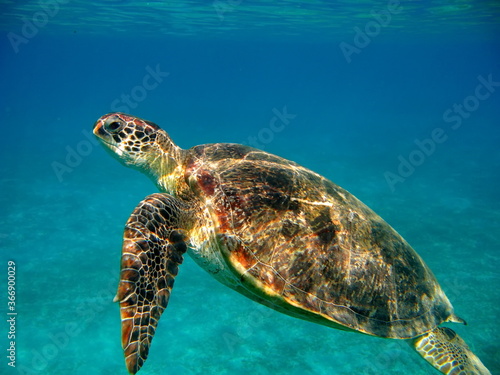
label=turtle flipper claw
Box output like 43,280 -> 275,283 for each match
116,193 -> 189,374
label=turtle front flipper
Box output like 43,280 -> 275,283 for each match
412,327 -> 491,374
114,193 -> 191,374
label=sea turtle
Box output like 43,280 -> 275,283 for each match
93,112 -> 491,375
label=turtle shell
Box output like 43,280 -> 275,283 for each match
183,143 -> 455,339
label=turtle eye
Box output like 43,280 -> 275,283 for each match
104,120 -> 124,134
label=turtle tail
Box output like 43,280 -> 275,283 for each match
411,327 -> 491,374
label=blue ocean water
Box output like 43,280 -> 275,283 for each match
1,1 -> 499,374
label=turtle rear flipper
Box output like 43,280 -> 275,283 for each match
114,193 -> 191,374
412,327 -> 491,374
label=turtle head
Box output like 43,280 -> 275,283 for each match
93,113 -> 181,187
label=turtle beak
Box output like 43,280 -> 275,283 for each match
93,119 -> 105,138
93,114 -> 125,159
93,113 -> 119,139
